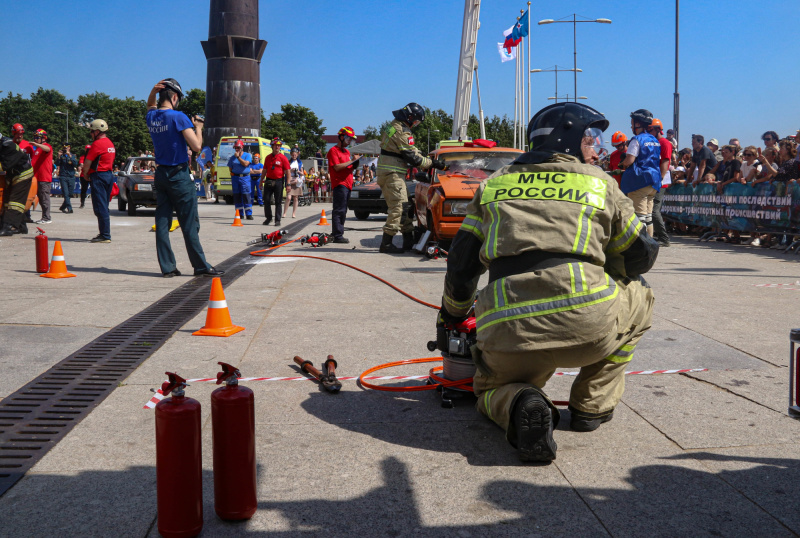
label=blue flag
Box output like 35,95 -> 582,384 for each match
511,10 -> 529,41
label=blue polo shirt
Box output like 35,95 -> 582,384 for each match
250,162 -> 263,178
228,153 -> 252,175
146,108 -> 193,166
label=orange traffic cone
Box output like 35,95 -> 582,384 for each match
40,241 -> 76,279
317,210 -> 329,226
231,210 -> 244,227
193,277 -> 245,337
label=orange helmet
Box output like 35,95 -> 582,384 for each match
611,131 -> 627,146
650,119 -> 664,133
338,126 -> 356,139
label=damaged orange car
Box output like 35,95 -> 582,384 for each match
413,141 -> 522,248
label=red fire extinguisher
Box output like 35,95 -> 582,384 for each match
211,362 -> 256,520
155,372 -> 203,538
35,227 -> 49,273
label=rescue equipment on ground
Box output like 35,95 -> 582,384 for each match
427,317 -> 478,407
299,232 -> 332,248
294,355 -> 342,393
317,209 -> 329,225
40,240 -> 76,279
231,210 -> 244,227
193,277 -> 245,337
35,227 -> 48,273
247,229 -> 289,246
211,362 -> 257,521
155,372 -> 203,538
789,329 -> 800,419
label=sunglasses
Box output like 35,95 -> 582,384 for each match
763,138 -> 773,142
744,152 -> 754,157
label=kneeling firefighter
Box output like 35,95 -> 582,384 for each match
440,102 -> 658,462
0,132 -> 35,236
376,103 -> 447,253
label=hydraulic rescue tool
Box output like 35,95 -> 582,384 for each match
294,355 -> 342,393
427,316 -> 478,408
246,228 -> 289,246
211,362 -> 257,521
155,372 -> 203,538
35,227 -> 48,273
300,232 -> 332,248
425,242 -> 448,260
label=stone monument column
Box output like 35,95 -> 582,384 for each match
201,0 -> 267,149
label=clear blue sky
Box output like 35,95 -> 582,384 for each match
3,0 -> 799,149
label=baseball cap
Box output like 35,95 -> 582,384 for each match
708,138 -> 719,147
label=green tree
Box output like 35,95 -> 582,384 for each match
176,88 -> 206,119
77,92 -> 151,165
363,125 -> 380,141
262,103 -> 325,157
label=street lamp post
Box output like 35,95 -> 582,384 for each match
531,67 -> 582,104
427,129 -> 440,153
674,0 -> 680,146
538,15 -> 611,102
55,110 -> 68,144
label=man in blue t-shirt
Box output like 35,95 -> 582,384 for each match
146,77 -> 224,278
619,108 -> 662,237
250,153 -> 264,206
227,140 -> 253,219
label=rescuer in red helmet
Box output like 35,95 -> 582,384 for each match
326,126 -> 361,244
30,129 -> 53,224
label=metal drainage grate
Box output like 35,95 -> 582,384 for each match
0,216 -> 316,497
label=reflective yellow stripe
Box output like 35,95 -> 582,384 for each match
477,275 -> 618,331
481,171 -> 607,210
568,263 -> 576,293
484,202 -> 501,260
7,201 -> 26,212
606,343 -> 635,364
484,389 -> 497,422
608,214 -> 643,253
444,293 -> 474,311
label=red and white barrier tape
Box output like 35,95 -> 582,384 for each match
142,368 -> 707,409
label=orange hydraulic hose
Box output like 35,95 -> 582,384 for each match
250,239 -> 441,310
358,357 -> 472,392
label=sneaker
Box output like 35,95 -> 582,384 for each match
570,411 -> 614,432
246,215 -> 254,220
332,237 -> 350,244
35,219 -> 53,224
194,267 -> 225,277
749,238 -> 761,247
90,235 -> 111,243
512,390 -> 558,462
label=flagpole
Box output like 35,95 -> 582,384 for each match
513,43 -> 518,148
527,2 -> 531,132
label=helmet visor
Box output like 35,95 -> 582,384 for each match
582,127 -> 605,156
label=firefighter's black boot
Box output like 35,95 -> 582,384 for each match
511,389 -> 558,462
0,223 -> 14,236
379,233 -> 404,254
570,410 -> 614,432
402,232 -> 415,251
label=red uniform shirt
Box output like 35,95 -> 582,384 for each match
657,137 -> 673,187
609,149 -> 624,187
32,142 -> 53,182
86,137 -> 115,172
263,152 -> 290,179
326,145 -> 354,190
18,139 -> 33,158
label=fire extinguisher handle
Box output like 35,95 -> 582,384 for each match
216,361 -> 242,385
161,371 -> 188,397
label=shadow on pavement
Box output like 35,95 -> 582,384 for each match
2,452 -> 797,535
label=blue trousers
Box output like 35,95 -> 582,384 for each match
231,174 -> 252,217
59,177 -> 75,210
250,176 -> 262,205
154,165 -> 212,274
332,184 -> 351,239
89,171 -> 114,239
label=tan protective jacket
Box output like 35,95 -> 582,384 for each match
443,155 -> 644,353
376,119 -> 432,178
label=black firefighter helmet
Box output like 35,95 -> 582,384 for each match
526,102 -> 610,162
392,103 -> 426,129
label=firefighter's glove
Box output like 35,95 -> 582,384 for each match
431,158 -> 448,171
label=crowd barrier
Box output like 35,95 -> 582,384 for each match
661,182 -> 800,233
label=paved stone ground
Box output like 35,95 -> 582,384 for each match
1,197 -> 799,536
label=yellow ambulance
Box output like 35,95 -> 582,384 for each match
212,136 -> 290,204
